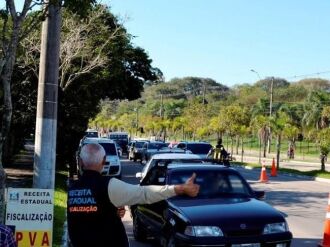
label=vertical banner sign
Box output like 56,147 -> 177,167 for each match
5,188 -> 54,247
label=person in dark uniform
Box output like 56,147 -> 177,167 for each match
207,139 -> 230,167
67,143 -> 200,247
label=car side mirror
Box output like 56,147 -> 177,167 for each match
136,172 -> 142,179
254,190 -> 265,200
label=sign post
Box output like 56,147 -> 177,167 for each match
5,188 -> 54,247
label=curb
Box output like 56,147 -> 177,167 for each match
232,163 -> 330,184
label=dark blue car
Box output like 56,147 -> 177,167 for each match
130,164 -> 292,247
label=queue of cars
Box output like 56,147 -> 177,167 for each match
127,140 -> 215,164
131,161 -> 292,247
78,131 -> 292,246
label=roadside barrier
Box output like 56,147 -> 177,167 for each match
319,193 -> 330,247
258,161 -> 268,183
271,157 -> 277,177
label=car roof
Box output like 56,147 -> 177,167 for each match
178,141 -> 211,144
151,153 -> 201,159
82,137 -> 115,144
86,129 -> 98,132
167,163 -> 234,172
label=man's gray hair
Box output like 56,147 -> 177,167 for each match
80,143 -> 106,168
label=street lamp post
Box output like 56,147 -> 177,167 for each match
250,69 -> 261,80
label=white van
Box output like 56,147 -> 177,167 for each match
77,137 -> 121,178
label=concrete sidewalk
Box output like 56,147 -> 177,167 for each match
232,152 -> 329,172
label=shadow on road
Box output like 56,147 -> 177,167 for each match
265,190 -> 328,207
292,237 -> 322,247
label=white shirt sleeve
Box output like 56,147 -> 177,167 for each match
108,178 -> 177,207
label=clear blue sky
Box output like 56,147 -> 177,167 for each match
105,0 -> 330,86
2,1 -> 330,86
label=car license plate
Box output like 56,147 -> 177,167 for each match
232,244 -> 260,247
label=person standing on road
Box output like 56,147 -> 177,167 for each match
67,143 -> 200,247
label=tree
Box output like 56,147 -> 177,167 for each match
0,0 -> 97,223
219,105 -> 250,155
250,115 -> 269,163
182,101 -> 209,140
316,128 -> 330,171
302,90 -> 330,130
270,111 -> 288,168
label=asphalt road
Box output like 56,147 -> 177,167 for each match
120,158 -> 329,247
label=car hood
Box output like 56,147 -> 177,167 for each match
168,197 -> 285,233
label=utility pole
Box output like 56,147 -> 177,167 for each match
33,1 -> 61,189
202,81 -> 206,104
267,77 -> 274,153
269,77 -> 274,117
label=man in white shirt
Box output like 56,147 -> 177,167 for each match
68,143 -> 199,247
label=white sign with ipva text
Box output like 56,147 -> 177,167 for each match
6,188 -> 54,247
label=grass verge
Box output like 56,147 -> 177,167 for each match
234,162 -> 330,179
53,171 -> 68,247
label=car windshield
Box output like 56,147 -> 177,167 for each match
169,170 -> 252,198
135,141 -> 145,148
99,143 -> 117,155
109,134 -> 128,140
85,132 -> 98,138
148,143 -> 167,149
186,144 -> 212,154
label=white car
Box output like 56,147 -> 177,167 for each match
77,137 -> 121,178
136,153 -> 202,181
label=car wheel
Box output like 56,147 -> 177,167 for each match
133,215 -> 147,242
133,157 -> 137,162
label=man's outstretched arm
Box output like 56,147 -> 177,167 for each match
108,173 -> 199,207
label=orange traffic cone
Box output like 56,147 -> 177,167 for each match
271,158 -> 277,177
259,161 -> 268,183
319,193 -> 330,247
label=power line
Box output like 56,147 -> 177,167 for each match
284,70 -> 330,80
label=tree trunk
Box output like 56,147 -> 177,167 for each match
267,129 -> 272,153
235,135 -> 239,155
241,137 -> 244,162
276,134 -> 281,169
0,21 -> 22,223
231,136 -> 234,156
321,154 -> 326,172
263,138 -> 267,158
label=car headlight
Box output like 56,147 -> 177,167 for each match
184,226 -> 223,237
263,222 -> 288,234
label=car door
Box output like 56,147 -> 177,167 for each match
137,167 -> 168,237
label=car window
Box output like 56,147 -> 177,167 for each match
186,143 -> 212,154
135,142 -> 145,148
148,143 -> 167,149
99,143 -> 117,155
169,170 -> 251,198
85,132 -> 98,138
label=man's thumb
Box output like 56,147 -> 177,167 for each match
186,173 -> 196,184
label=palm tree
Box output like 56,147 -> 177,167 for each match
302,91 -> 330,130
317,128 -> 330,171
250,115 -> 269,162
